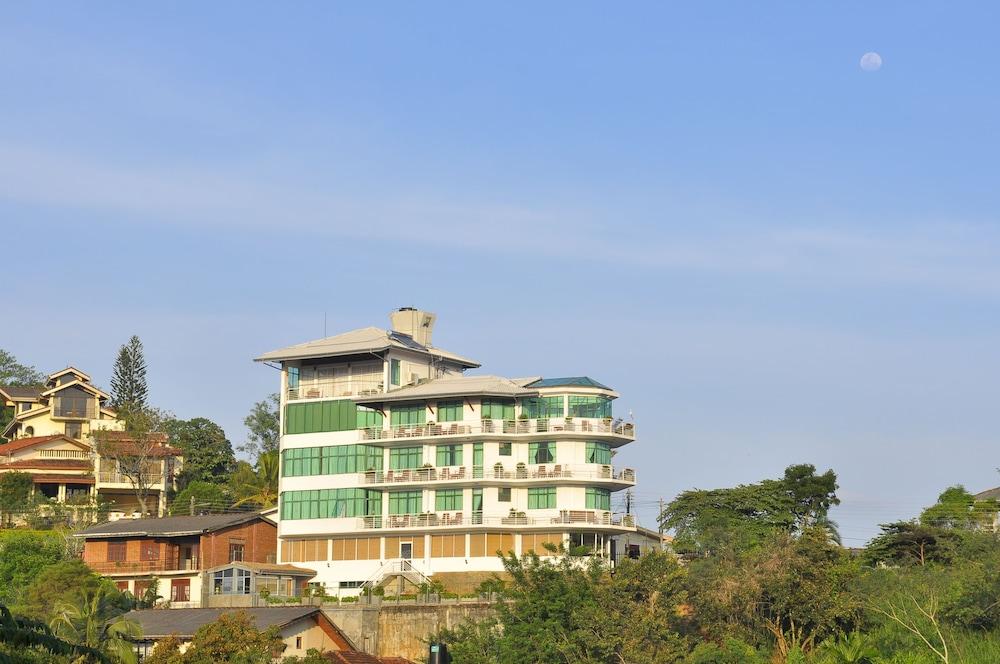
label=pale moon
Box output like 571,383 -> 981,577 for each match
860,52 -> 883,71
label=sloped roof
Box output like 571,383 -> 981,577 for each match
327,654 -> 416,664
75,512 -> 266,538
126,606 -> 328,639
206,561 -> 316,577
0,434 -> 88,456
46,367 -> 92,383
975,487 -> 1000,501
527,376 -> 613,390
0,385 -> 44,400
41,379 -> 110,399
254,327 -> 479,368
357,375 -> 540,404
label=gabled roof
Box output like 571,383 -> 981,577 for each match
357,375 -> 540,404
527,376 -> 614,390
254,327 -> 480,368
91,431 -> 182,457
2,405 -> 52,437
47,367 -> 92,383
41,379 -> 110,399
125,606 -> 336,639
0,434 -> 90,456
75,512 -> 267,538
975,487 -> 1000,501
0,385 -> 44,401
206,561 -> 316,577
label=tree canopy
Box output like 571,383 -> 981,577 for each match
110,335 -> 148,413
0,350 -> 45,387
161,417 -> 235,487
241,394 -> 279,458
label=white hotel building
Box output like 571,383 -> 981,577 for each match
256,308 -> 640,593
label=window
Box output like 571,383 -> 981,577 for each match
280,489 -> 382,520
586,487 -> 611,511
229,542 -> 245,562
390,446 -> 423,470
65,422 -> 82,439
499,441 -> 512,456
20,403 -> 31,412
287,366 -> 300,390
528,442 -> 555,464
435,489 -> 463,511
390,404 -> 426,427
356,406 -> 383,429
282,447 -> 321,476
472,488 -> 483,513
323,445 -> 383,475
569,396 -> 612,419
521,396 -> 564,419
390,359 -> 401,386
527,487 -> 557,509
140,542 -> 159,561
435,444 -> 463,467
107,541 -> 126,562
586,442 -> 612,465
296,637 -> 302,650
389,490 -> 422,515
339,580 -> 365,589
170,579 -> 191,602
212,568 -> 251,595
24,426 -> 34,437
498,487 -> 511,502
481,399 -> 514,421
437,400 -> 463,422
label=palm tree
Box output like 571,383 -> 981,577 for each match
50,587 -> 141,664
232,450 -> 279,508
820,632 -> 878,664
0,604 -> 107,662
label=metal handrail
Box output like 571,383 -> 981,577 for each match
360,464 -> 637,485
358,510 -> 634,530
288,379 -> 384,401
359,417 -> 635,441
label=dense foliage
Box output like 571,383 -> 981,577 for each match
110,335 -> 149,412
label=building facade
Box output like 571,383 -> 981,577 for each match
257,308 -> 638,594
1,367 -> 117,442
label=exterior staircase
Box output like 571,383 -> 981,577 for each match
359,559 -> 433,596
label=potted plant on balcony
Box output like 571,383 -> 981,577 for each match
517,413 -> 529,433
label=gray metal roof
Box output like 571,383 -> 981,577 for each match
528,376 -> 613,390
127,606 -> 321,639
75,512 -> 264,538
254,326 -> 479,367
356,374 -> 540,404
0,385 -> 43,400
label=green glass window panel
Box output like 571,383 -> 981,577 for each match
390,446 -> 423,470
389,490 -> 422,515
472,488 -> 483,512
356,406 -> 384,429
279,489 -> 381,520
435,444 -> 463,467
528,442 -> 556,464
390,405 -> 426,427
586,442 -> 612,465
527,487 -> 556,510
322,444 -> 384,474
499,441 -> 512,456
481,399 -> 515,420
437,400 -> 463,422
435,489 -> 463,511
287,366 -> 300,389
390,359 -> 401,386
285,400 -> 358,434
281,447 -> 321,477
521,396 -> 564,419
473,442 -> 483,468
586,487 -> 611,511
569,396 -> 612,419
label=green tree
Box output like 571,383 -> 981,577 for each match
109,335 -> 148,413
863,521 -> 961,567
0,604 -> 104,663
92,407 -> 172,516
229,451 -> 279,508
0,350 -> 45,387
171,481 -> 227,515
49,586 -> 141,664
161,417 -> 235,487
15,560 -> 129,622
0,472 -> 36,526
0,531 -> 67,606
240,394 -> 279,458
179,611 -> 284,663
919,485 -> 998,531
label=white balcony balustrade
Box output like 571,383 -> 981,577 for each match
359,417 -> 635,442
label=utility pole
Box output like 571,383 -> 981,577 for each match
625,489 -> 632,515
658,497 -> 664,538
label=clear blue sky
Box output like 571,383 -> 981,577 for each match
3,2 -> 1000,544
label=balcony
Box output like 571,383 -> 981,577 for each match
288,379 -> 384,401
360,464 -> 636,486
52,399 -> 98,420
87,556 -> 200,575
39,449 -> 93,460
358,510 -> 635,530
97,472 -> 167,487
359,417 -> 636,442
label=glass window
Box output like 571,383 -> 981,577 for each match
356,406 -> 384,429
586,487 -> 611,511
499,441 -> 512,456
281,447 -> 321,477
287,366 -> 300,390
435,489 -> 463,511
521,396 -> 564,419
282,445 -> 383,477
229,543 -> 245,562
280,489 -> 381,520
390,446 -> 423,470
569,396 -> 612,419
528,442 -> 555,464
390,404 -> 426,426
473,442 -> 483,468
107,541 -> 126,562
437,400 -> 463,422
481,399 -> 515,421
389,490 -> 422,515
435,444 -> 463,467
390,359 -> 401,386
472,488 -> 483,513
527,487 -> 556,509
498,487 -> 511,502
586,442 -> 612,465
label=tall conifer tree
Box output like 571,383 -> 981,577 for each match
109,335 -> 148,413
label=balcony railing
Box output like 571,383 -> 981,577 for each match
87,557 -> 200,574
97,472 -> 166,485
288,379 -> 384,401
52,399 -> 98,419
359,510 -> 635,530
360,418 -> 635,442
360,464 -> 636,485
39,449 -> 93,459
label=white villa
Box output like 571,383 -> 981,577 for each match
256,308 -> 640,594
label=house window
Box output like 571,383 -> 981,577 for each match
435,489 -> 462,511
229,542 -> 245,562
568,395 -> 612,419
498,487 -> 511,503
389,446 -> 422,470
170,579 -> 191,602
24,426 -> 34,437
480,399 -> 514,421
435,444 -> 462,467
586,442 -> 611,465
499,442 -> 512,456
20,402 -> 32,412
436,400 -> 463,422
586,487 -> 611,511
390,404 -> 425,427
212,568 -> 251,595
521,396 -> 564,419
527,487 -> 556,510
390,359 -> 401,386
287,366 -> 300,390
388,490 -> 422,515
140,542 -> 159,561
528,442 -> 555,464
65,422 -> 83,439
296,637 -> 302,650
107,541 -> 126,562
280,489 -> 381,520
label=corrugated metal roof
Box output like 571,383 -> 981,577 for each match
75,512 -> 265,538
356,375 -> 541,404
0,385 -> 44,400
254,327 -> 479,367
